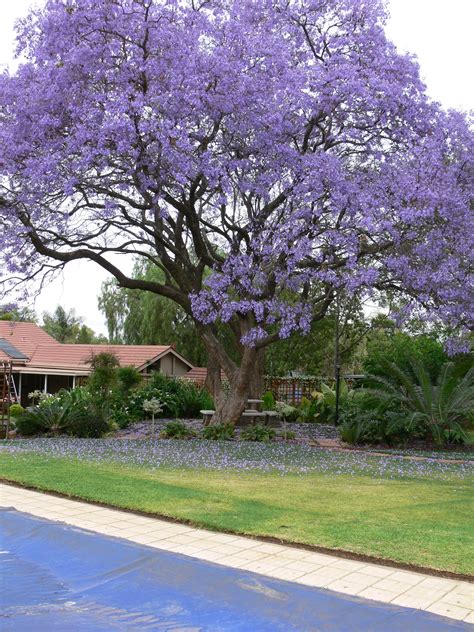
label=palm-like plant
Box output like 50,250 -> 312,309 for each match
17,400 -> 83,436
364,360 -> 474,445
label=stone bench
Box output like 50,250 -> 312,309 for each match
200,410 -> 215,426
201,409 -> 280,427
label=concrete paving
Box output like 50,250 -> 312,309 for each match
1,482 -> 472,623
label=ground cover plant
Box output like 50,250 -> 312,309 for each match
160,420 -> 196,440
201,423 -> 235,441
0,439 -> 472,575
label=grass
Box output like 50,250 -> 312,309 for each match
1,440 -> 473,575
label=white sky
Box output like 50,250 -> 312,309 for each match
1,0 -> 473,334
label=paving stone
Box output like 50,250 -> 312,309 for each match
426,601 -> 471,620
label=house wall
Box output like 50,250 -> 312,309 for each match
159,354 -> 189,377
173,357 -> 191,376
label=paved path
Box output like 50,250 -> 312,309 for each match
1,483 -> 472,624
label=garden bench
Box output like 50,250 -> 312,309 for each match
240,410 -> 267,426
247,398 -> 264,411
200,410 -> 215,426
262,410 -> 280,426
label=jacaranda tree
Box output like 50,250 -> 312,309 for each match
0,0 -> 472,422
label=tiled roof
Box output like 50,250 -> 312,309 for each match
0,321 -> 194,373
184,367 -> 225,383
28,343 -> 176,372
0,321 -> 58,359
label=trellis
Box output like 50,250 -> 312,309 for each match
263,376 -> 330,406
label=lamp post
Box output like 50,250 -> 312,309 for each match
334,291 -> 342,426
334,363 -> 341,426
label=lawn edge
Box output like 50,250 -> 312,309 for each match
2,477 -> 472,583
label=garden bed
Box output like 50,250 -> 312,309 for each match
115,419 -> 340,442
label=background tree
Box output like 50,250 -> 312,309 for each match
42,305 -> 105,344
0,305 -> 37,322
98,260 -> 208,365
1,1 -> 472,422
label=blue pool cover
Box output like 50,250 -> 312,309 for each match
0,507 -> 470,631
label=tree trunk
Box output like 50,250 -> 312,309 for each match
248,348 -> 265,398
202,340 -> 260,425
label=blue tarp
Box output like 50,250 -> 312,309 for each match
0,507 -> 470,631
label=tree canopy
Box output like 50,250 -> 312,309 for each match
0,0 -> 472,420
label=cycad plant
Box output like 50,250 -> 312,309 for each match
16,399 -> 81,436
365,360 -> 473,445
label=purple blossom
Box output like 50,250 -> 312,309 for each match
0,0 -> 472,351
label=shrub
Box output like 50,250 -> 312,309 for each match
15,400 -> 80,436
177,380 -> 214,417
311,381 -> 354,424
340,417 -> 366,445
117,366 -> 142,393
241,424 -> 276,442
364,360 -> 473,445
117,387 -> 179,422
339,398 -> 418,446
16,388 -> 111,438
275,401 -> 298,422
202,423 -> 235,440
68,414 -> 110,438
160,420 -> 196,439
14,411 -> 42,436
296,396 -> 319,422
120,373 -> 214,422
9,403 -> 25,417
363,332 -> 448,381
88,351 -> 120,395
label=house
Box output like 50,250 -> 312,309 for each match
0,321 -> 194,406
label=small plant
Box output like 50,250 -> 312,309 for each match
241,424 -> 276,442
201,423 -> 235,441
28,389 -> 45,405
9,403 -> 25,417
143,397 -> 163,437
262,391 -> 276,410
340,418 -> 366,445
279,430 -> 296,441
160,420 -> 196,439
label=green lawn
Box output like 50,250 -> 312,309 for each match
1,446 -> 472,575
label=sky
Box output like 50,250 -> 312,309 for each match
1,0 -> 473,334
